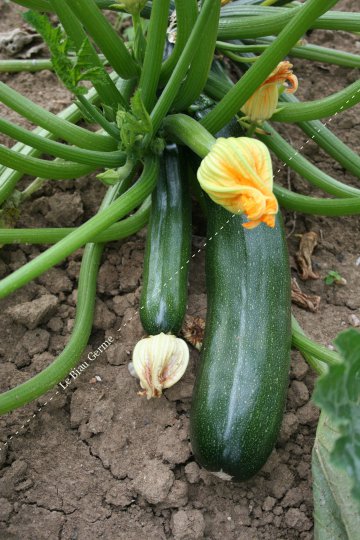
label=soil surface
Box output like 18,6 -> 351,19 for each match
0,1 -> 359,539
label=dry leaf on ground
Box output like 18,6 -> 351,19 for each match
295,232 -> 319,280
291,278 -> 321,313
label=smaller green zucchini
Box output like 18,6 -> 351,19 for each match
140,144 -> 192,335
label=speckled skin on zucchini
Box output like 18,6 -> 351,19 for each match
140,144 -> 191,335
190,199 -> 291,481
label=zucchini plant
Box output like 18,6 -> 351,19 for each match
0,0 -> 359,534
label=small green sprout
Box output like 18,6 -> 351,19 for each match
324,270 -> 346,286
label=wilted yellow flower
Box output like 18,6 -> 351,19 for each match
221,0 -> 232,5
241,61 -> 298,122
132,333 -> 189,399
197,137 -> 278,229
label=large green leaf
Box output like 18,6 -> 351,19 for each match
313,413 -> 360,540
313,329 -> 360,501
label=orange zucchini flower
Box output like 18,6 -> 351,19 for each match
241,61 -> 298,122
197,137 -> 278,229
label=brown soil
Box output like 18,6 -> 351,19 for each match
0,1 -> 359,539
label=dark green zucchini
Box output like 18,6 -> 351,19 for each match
140,144 -> 191,335
190,198 -> 291,481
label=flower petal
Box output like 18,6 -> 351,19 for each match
197,136 -> 278,229
132,333 -> 189,399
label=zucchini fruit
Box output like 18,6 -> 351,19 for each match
190,198 -> 291,481
140,144 -> 191,335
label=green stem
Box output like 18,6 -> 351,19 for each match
76,95 -> 120,139
291,318 -> 341,367
252,37 -> 360,69
163,113 -> 215,158
0,178 -> 133,415
274,185 -> 360,216
12,0 -> 153,14
139,0 -> 171,110
272,80 -> 360,122
0,197 -> 151,245
296,117 -> 360,180
220,49 -> 258,64
0,157 -> 158,299
218,6 -> 360,40
0,82 -> 116,151
172,0 -> 221,111
259,123 -> 360,198
0,145 -> 96,180
0,242 -> 103,414
67,0 -> 139,79
291,316 -> 328,376
159,0 -> 198,86
21,178 -> 46,201
0,59 -> 53,73
0,117 -> 124,167
0,84 -> 103,206
246,122 -> 257,137
149,0 -> 217,135
202,0 -> 339,134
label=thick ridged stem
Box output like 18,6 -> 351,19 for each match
259,124 -> 360,199
172,1 -> 220,111
272,80 -> 360,122
149,0 -> 217,135
0,145 -> 96,179
274,186 -> 360,216
0,84 -> 102,206
0,117 -> 125,168
291,318 -> 341,367
0,157 -> 158,298
0,82 -> 116,151
291,316 -> 328,376
0,178 -> 136,414
0,198 -> 151,245
139,0 -> 171,110
0,242 -> 104,414
159,0 -> 198,85
218,6 -> 360,40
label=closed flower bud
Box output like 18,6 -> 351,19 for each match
241,61 -> 298,123
197,137 -> 278,229
132,333 -> 189,399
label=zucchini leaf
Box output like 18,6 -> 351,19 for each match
312,328 -> 360,539
313,328 -> 360,502
24,11 -> 108,96
313,413 -> 360,540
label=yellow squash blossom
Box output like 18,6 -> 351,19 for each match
197,137 -> 278,229
241,61 -> 298,123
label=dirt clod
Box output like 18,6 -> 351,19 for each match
133,460 -> 174,504
6,294 -> 58,329
170,509 -> 205,540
